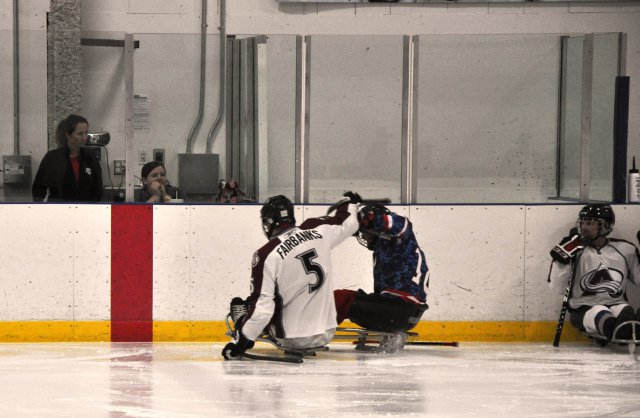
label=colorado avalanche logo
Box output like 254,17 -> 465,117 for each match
579,263 -> 624,298
251,251 -> 260,268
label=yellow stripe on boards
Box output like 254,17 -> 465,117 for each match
0,322 -> 110,342
0,321 -> 589,343
152,321 -> 229,342
411,321 -> 588,343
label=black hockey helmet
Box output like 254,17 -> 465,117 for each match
260,195 -> 296,239
356,204 -> 391,250
578,203 -> 615,236
358,204 -> 391,229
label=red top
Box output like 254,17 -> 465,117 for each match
70,156 -> 80,183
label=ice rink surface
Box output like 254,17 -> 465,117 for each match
0,341 -> 638,417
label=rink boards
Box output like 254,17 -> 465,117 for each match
0,203 -> 638,342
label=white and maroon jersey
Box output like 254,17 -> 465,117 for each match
240,202 -> 359,341
548,238 -> 640,309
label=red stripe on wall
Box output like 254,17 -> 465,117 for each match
111,205 -> 153,341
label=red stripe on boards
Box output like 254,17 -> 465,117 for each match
111,205 -> 153,341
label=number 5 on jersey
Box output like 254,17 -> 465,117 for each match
296,249 -> 325,293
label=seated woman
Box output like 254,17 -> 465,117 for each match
335,201 -> 429,332
136,161 -> 187,203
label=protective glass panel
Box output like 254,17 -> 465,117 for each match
308,36 -> 403,204
589,33 -> 620,201
416,34 -> 560,203
79,33 -> 229,203
558,36 -> 584,200
80,31 -> 128,202
2,30 -> 46,203
0,30 -> 14,201
263,35 -> 297,201
133,33 -> 225,202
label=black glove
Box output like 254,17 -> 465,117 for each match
222,331 -> 254,360
327,191 -> 361,215
343,191 -> 362,204
550,227 -> 583,264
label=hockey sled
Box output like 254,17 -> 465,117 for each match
587,320 -> 640,356
334,327 -> 414,353
334,327 -> 458,353
224,313 -> 327,363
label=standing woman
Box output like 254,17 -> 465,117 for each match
32,114 -> 103,202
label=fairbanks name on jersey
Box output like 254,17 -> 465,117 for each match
276,230 -> 323,259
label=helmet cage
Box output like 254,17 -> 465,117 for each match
356,230 -> 377,250
577,217 -> 612,237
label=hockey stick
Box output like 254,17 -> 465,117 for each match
405,341 -> 459,347
240,351 -> 303,364
353,340 -> 459,347
552,254 -> 581,347
327,197 -> 391,215
361,198 -> 391,205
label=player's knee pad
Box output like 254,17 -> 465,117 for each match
582,305 -> 613,335
348,292 -> 427,332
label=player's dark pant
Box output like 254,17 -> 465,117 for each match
334,289 -> 427,332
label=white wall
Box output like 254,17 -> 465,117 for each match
0,204 -> 111,321
1,203 -> 638,323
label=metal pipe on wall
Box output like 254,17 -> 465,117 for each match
13,0 -> 20,155
186,0 -> 208,154
205,0 -> 226,154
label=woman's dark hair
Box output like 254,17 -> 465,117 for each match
54,114 -> 89,147
141,161 -> 165,180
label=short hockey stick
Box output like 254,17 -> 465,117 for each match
240,351 -> 303,364
552,254 -> 581,347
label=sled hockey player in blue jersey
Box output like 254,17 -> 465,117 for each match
548,204 -> 640,346
222,193 -> 360,360
335,199 -> 429,336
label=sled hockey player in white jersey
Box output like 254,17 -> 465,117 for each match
548,204 -> 640,345
222,193 -> 360,360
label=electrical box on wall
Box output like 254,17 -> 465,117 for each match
114,160 -> 126,176
178,154 -> 219,197
2,155 -> 32,185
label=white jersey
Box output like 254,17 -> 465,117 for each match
548,238 -> 640,309
241,202 -> 359,341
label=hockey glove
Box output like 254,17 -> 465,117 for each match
327,191 -> 362,215
222,331 -> 254,360
550,228 -> 583,264
343,191 -> 362,205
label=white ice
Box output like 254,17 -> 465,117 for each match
0,342 -> 638,417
